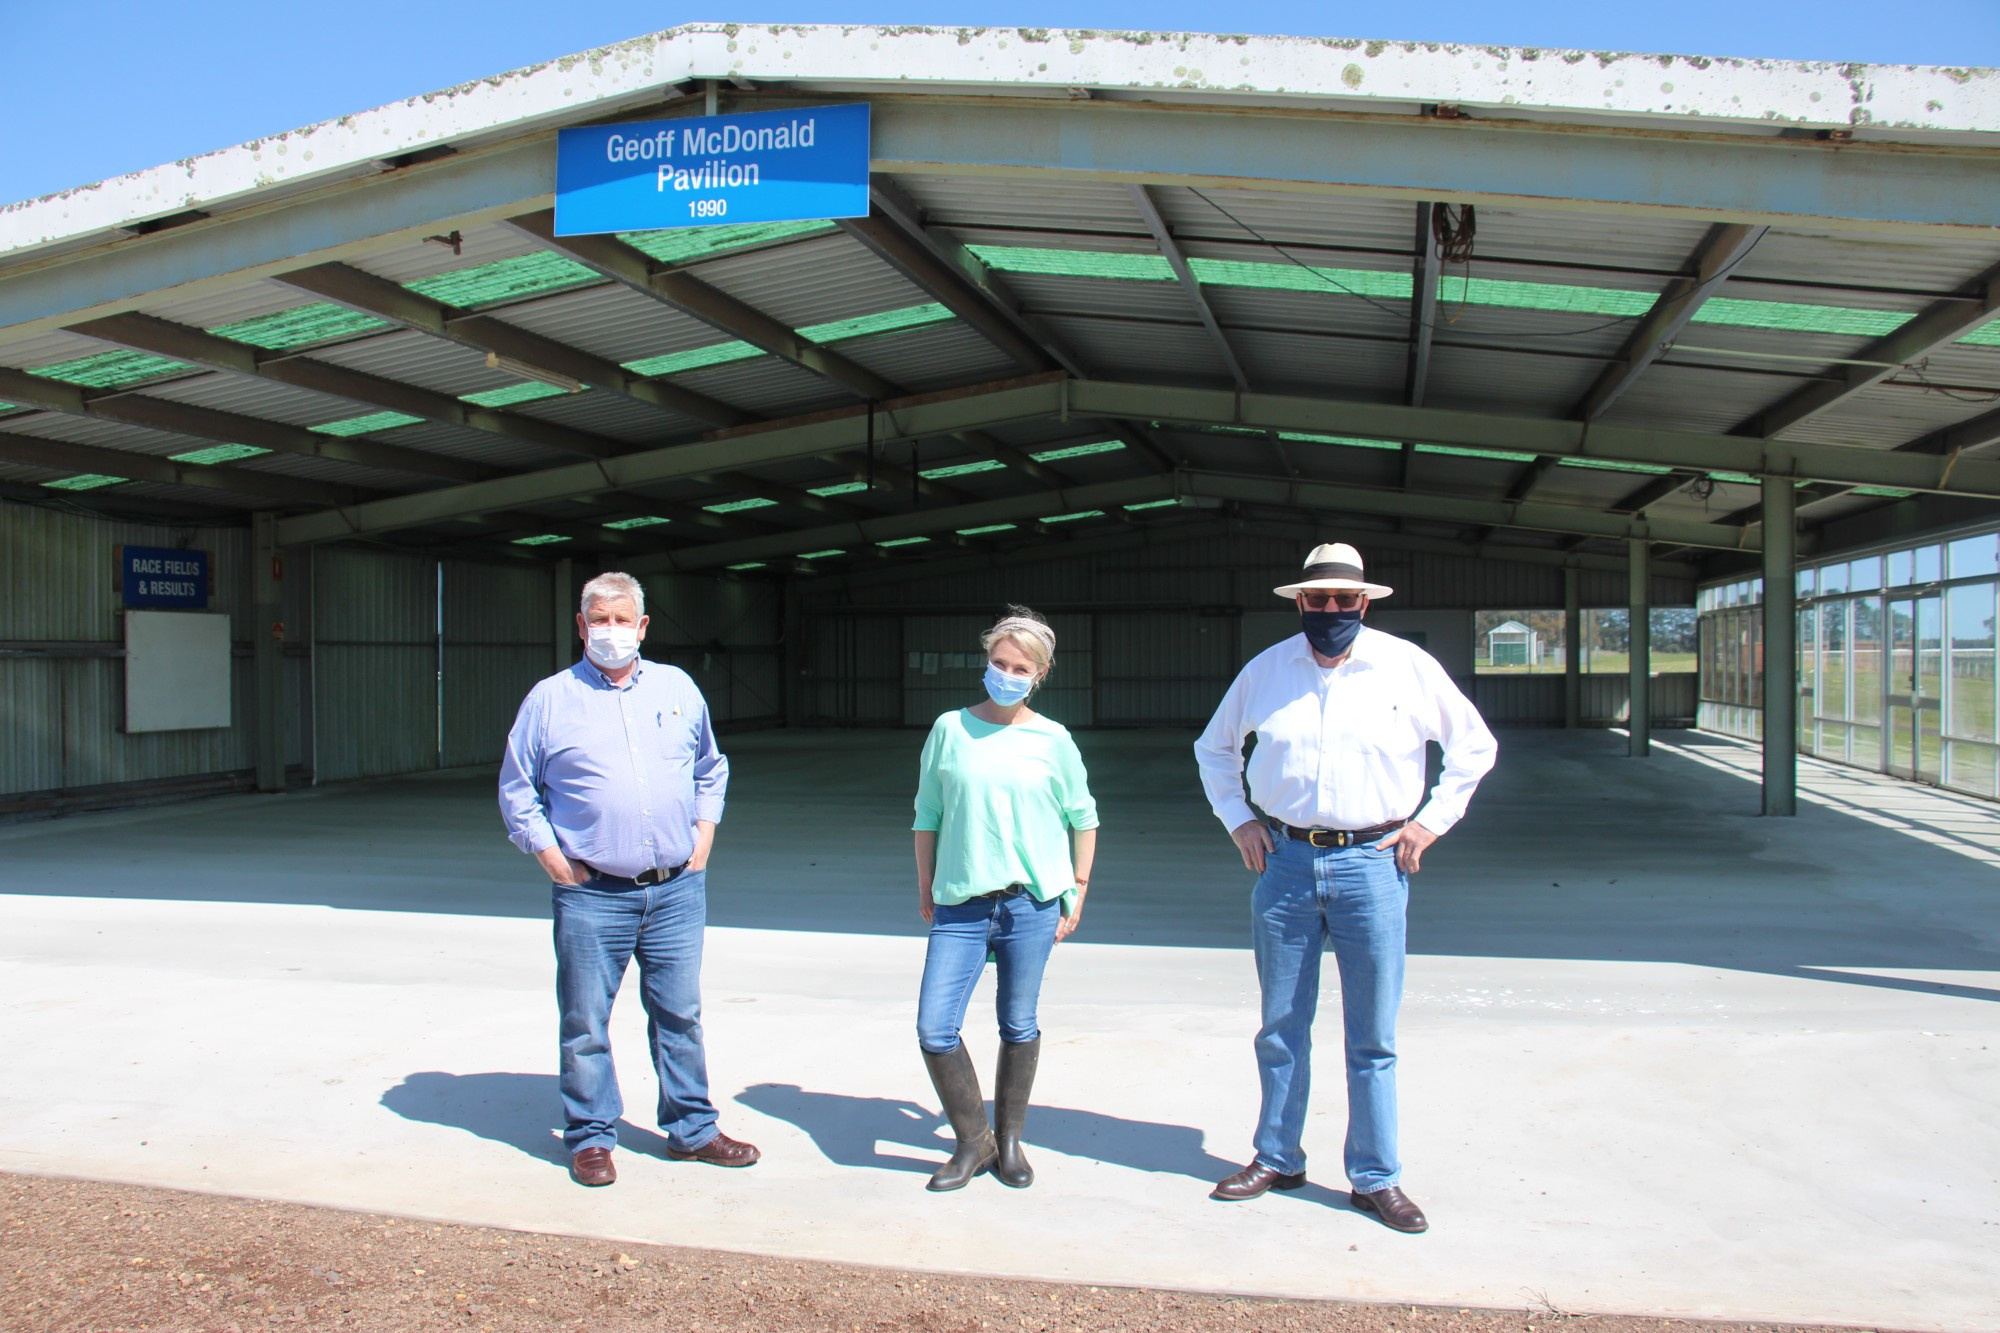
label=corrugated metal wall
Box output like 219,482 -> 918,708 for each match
801,533 -> 1695,728
900,612 -> 1094,727
0,499 -> 311,799
442,559 -> 553,767
639,574 -> 784,725
1474,673 -> 1697,726
312,547 -> 438,783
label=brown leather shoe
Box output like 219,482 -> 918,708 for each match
665,1130 -> 761,1167
1209,1160 -> 1307,1201
1352,1185 -> 1429,1232
569,1147 -> 615,1187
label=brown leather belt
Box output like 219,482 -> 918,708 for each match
1275,819 -> 1406,849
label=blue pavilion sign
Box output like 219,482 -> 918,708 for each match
120,545 -> 210,609
555,103 -> 870,235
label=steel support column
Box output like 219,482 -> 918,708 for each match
1628,538 -> 1651,757
252,512 -> 287,793
1761,479 -> 1799,816
553,558 -> 574,672
1564,567 -> 1582,730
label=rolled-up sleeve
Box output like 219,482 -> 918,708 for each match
690,698 -> 729,825
498,687 -> 558,856
1057,733 -> 1099,831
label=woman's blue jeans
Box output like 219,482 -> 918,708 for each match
916,890 -> 1061,1054
1249,832 -> 1409,1192
552,870 -> 717,1155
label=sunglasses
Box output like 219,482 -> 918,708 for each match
1301,591 -> 1366,610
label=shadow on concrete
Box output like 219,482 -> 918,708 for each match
379,1071 -> 672,1166
735,1081 -> 1243,1184
6,728 -> 1999,1003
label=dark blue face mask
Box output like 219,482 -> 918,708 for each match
1300,608 -> 1365,659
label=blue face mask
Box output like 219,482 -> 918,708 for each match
1300,608 -> 1365,659
983,662 -> 1036,706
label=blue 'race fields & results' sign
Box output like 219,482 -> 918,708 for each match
120,545 -> 210,609
555,103 -> 870,236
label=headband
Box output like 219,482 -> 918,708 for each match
991,616 -> 1056,656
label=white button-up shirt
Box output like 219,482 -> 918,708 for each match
1194,627 -> 1497,836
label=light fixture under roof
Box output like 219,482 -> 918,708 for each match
484,351 -> 582,393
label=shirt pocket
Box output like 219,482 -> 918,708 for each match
655,705 -> 702,762
1349,694 -> 1423,757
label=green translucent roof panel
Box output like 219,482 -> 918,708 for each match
170,443 -> 271,465
617,219 -> 836,267
727,562 -> 766,570
704,496 -> 779,513
1280,431 -> 1402,451
210,303 -> 392,350
31,349 -> 189,389
1123,498 -> 1181,511
877,536 -> 930,547
1031,440 -> 1125,462
799,303 -> 954,344
602,515 -> 671,530
1416,443 -> 1537,463
41,473 -> 125,491
1852,486 -> 1917,498
1958,321 -> 2000,347
1043,509 -> 1105,523
808,480 -> 870,497
461,381 -> 570,408
405,253 -> 599,309
798,548 -> 846,559
1190,257 -> 1411,300
1557,457 -> 1675,475
512,533 -> 570,546
957,523 -> 1017,536
0,401 -> 13,412
921,459 -> 1007,480
624,341 -> 762,378
969,246 -> 1173,283
313,411 -> 424,436
1708,470 -> 1761,484
1691,297 -> 1908,337
969,244 -> 1955,341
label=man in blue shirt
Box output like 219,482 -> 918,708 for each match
499,571 -> 759,1187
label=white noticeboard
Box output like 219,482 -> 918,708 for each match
125,610 -> 233,733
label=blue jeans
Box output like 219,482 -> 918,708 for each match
1249,832 -> 1408,1192
916,890 -> 1061,1054
553,870 -> 716,1155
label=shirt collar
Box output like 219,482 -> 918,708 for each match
576,657 -> 647,689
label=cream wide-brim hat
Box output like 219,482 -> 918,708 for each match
1272,542 -> 1394,600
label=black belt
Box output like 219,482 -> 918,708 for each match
1275,819 -> 1406,849
588,862 -> 690,887
970,883 -> 1030,899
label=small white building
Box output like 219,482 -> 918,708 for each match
1487,619 -> 1540,668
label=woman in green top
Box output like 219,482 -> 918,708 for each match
913,605 -> 1099,1192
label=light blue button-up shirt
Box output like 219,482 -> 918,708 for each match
498,657 -> 728,879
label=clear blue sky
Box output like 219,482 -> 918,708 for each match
3,0 -> 1995,205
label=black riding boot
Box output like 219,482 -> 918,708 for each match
993,1036 -> 1041,1188
922,1044 -> 997,1191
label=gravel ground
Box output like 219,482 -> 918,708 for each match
1,1174 -> 1900,1333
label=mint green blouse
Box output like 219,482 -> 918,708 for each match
913,708 -> 1099,907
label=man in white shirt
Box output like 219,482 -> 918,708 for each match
1193,542 -> 1497,1233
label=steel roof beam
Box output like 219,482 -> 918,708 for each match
1131,185 -> 1251,392
1402,203 -> 1443,491
66,311 -> 629,462
862,177 -> 1174,473
1733,260 -> 2000,440
622,466 -> 1754,575
274,373 -> 1066,546
0,365 -> 491,483
269,373 -> 2000,548
275,262 -> 755,427
504,209 -> 1075,491
0,430 -> 364,507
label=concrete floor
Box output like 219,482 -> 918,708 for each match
1,727 -> 1997,1329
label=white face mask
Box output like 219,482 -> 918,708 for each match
585,625 -> 641,669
